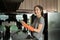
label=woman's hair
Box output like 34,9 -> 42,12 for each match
34,5 -> 43,16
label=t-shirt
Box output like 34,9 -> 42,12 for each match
31,16 -> 45,39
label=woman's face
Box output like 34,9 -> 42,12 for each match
34,7 -> 42,17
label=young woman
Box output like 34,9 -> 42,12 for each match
21,5 -> 45,40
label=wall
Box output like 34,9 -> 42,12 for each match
58,0 -> 60,12
18,0 -> 58,12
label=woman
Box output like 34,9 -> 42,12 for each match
21,5 -> 45,40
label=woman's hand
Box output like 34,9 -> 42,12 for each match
20,21 -> 25,25
20,21 -> 34,32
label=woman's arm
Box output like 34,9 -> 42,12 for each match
21,21 -> 43,33
34,24 -> 43,33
